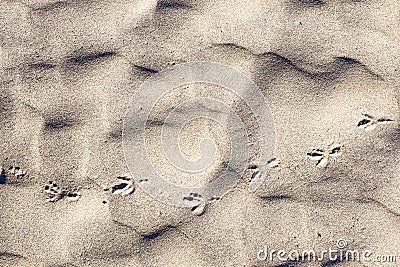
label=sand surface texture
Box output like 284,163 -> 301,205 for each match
0,0 -> 399,266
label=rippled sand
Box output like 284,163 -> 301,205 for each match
0,0 -> 399,266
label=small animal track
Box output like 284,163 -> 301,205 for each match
183,193 -> 221,216
44,181 -> 62,202
8,166 -> 27,179
44,181 -> 81,203
307,143 -> 342,168
267,158 -> 281,170
0,165 -> 28,184
104,175 -> 135,196
183,192 -> 204,203
358,114 -> 394,131
249,159 -> 281,185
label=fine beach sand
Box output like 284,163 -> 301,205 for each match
1,0 -> 400,266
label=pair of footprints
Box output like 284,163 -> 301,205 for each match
249,144 -> 340,189
250,113 -> 394,175
307,114 -> 395,167
44,175 -> 137,203
104,178 -> 219,217
249,144 -> 341,181
307,114 -> 394,168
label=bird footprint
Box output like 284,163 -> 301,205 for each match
8,166 -> 27,179
307,144 -> 342,168
104,175 -> 135,196
267,158 -> 281,169
183,193 -> 220,216
0,166 -> 28,184
44,181 -> 81,202
358,114 -> 394,131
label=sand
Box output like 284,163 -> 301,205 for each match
0,0 -> 399,266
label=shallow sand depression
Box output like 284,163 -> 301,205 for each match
0,0 -> 400,266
